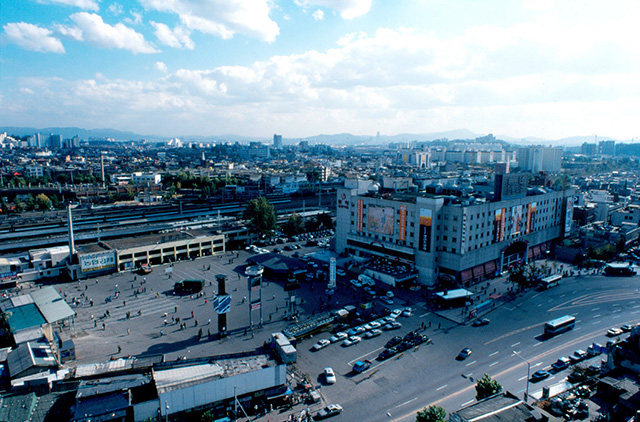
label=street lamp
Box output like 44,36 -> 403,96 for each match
513,350 -> 530,403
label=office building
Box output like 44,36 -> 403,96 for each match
273,134 -> 283,149
335,174 -> 574,286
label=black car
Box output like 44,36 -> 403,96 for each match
403,330 -> 420,342
385,336 -> 402,348
377,347 -> 399,361
472,318 -> 490,327
396,341 -> 413,352
413,335 -> 431,345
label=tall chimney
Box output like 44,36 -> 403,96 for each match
100,154 -> 105,189
67,204 -> 76,261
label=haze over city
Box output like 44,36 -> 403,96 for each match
2,0 -> 640,141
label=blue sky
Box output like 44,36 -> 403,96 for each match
2,0 -> 639,140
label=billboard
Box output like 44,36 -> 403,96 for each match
356,199 -> 364,232
418,208 -> 432,252
564,196 -> 574,234
511,205 -> 524,237
494,208 -> 506,243
526,202 -> 537,234
399,205 -> 407,242
80,250 -> 116,273
367,206 -> 395,235
248,275 -> 262,291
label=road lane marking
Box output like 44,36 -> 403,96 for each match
592,307 -> 600,311
518,375 -> 527,381
537,304 -> 542,307
348,347 -> 384,365
593,321 -> 601,325
489,351 -> 499,357
511,342 -> 520,347
533,342 -> 542,347
465,360 -> 476,367
593,314 -> 601,318
461,399 -> 474,407
489,361 -> 499,367
534,362 -> 543,367
612,315 -> 621,319
436,384 -> 447,391
395,397 -> 418,408
419,312 -> 431,318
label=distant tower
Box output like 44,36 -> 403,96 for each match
273,134 -> 283,149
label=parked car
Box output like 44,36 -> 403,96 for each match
621,324 -> 634,332
323,367 -> 336,384
457,348 -> 472,360
401,308 -> 413,317
312,339 -> 331,351
383,322 -> 402,331
336,269 -> 346,276
364,329 -> 382,339
385,336 -> 403,348
472,318 -> 490,327
607,327 -> 623,337
363,286 -> 376,296
551,357 -> 571,371
385,291 -> 394,298
570,349 -> 587,364
390,309 -> 402,319
587,343 -> 603,356
315,404 -> 343,420
377,347 -> 399,361
348,326 -> 366,336
350,279 -> 362,288
342,336 -> 362,347
330,332 -> 348,343
368,321 -> 381,329
396,341 -> 413,352
530,370 -> 550,382
379,296 -> 394,305
413,335 -> 431,345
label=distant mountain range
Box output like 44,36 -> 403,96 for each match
0,126 -> 629,147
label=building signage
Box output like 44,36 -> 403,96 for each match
526,202 -> 536,234
398,205 -> 407,242
511,205 -> 524,237
368,206 -> 394,235
80,251 -> 116,273
564,196 -> 574,235
356,199 -> 364,232
213,294 -> 231,314
329,258 -> 336,290
418,208 -> 432,252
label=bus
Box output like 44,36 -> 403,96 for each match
540,275 -> 562,289
545,315 -> 576,336
604,263 -> 636,277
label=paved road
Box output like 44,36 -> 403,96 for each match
292,274 -> 640,421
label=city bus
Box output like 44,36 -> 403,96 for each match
545,315 -> 576,336
604,263 -> 636,277
540,274 -> 562,289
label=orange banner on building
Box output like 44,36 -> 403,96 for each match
356,199 -> 364,232
399,205 -> 407,241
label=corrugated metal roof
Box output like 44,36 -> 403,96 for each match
30,286 -> 75,323
10,294 -> 34,307
154,363 -> 224,394
6,303 -> 46,331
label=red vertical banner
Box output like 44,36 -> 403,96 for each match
527,202 -> 536,233
419,208 -> 432,252
500,208 -> 506,241
399,205 -> 407,241
356,199 -> 364,232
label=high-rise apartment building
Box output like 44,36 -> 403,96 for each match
516,146 -> 562,173
273,134 -> 283,149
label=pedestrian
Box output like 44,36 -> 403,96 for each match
102,323 -> 106,330
127,328 -> 130,335
174,306 -> 177,313
438,322 -> 441,329
208,318 -> 211,325
94,320 -> 97,327
160,330 -> 164,337
428,321 -> 431,328
117,345 -> 121,353
191,311 -> 194,318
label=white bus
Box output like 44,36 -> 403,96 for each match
545,315 -> 576,336
540,274 -> 562,289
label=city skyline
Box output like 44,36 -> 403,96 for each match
2,0 -> 640,141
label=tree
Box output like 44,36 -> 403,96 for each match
282,213 -> 304,236
475,373 -> 502,400
36,193 -> 52,210
243,196 -> 276,237
200,411 -> 216,422
416,405 -> 446,422
508,265 -> 528,291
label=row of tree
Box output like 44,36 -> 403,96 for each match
243,197 -> 334,237
416,374 -> 502,421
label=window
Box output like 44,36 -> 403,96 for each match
451,248 -> 456,253
452,237 -> 457,242
443,236 -> 448,241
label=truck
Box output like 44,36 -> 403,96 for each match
173,279 -> 204,294
352,360 -> 371,374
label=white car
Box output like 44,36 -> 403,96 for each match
607,327 -> 623,337
390,309 -> 402,319
336,269 -> 346,276
330,332 -> 348,343
324,367 -> 336,384
386,291 -> 394,298
342,336 -> 362,347
312,339 -> 331,351
401,307 -> 413,317
350,279 -> 362,288
369,321 -> 381,329
364,329 -> 382,339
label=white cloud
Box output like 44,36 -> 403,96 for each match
36,0 -> 99,11
124,11 -> 143,25
154,61 -> 168,73
140,0 -> 279,42
54,24 -> 83,40
107,3 -> 124,15
295,0 -> 371,19
151,22 -> 194,49
69,12 -> 159,54
3,22 -> 65,53
312,9 -> 324,21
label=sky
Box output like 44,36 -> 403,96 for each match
2,0 -> 640,141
